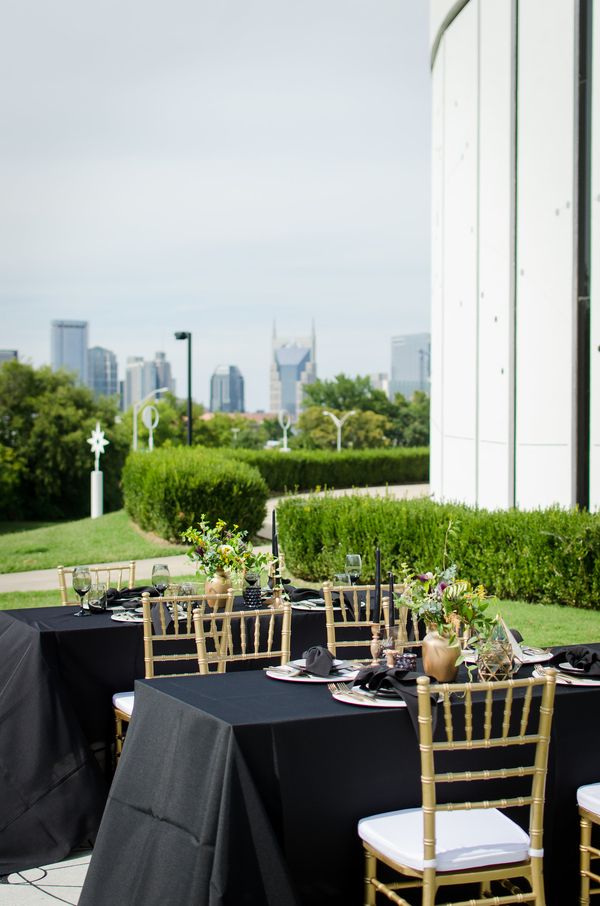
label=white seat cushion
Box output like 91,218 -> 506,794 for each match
578,783 -> 600,816
358,807 -> 530,873
112,690 -> 135,716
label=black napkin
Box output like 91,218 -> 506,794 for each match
302,645 -> 335,677
151,601 -> 172,634
106,586 -> 159,606
352,666 -> 437,735
551,647 -> 600,676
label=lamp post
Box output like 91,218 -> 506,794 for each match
132,387 -> 169,451
322,409 -> 356,452
174,331 -> 192,446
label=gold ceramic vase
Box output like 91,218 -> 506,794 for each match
205,569 -> 233,601
422,629 -> 461,682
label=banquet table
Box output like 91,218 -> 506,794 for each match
0,602 -> 335,875
78,662 -> 600,906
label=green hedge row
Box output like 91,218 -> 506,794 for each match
122,449 -> 268,541
276,495 -> 600,608
222,447 -> 429,493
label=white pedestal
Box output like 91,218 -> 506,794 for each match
91,471 -> 103,519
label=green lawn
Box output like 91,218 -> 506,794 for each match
1,587 -> 599,648
0,510 -> 185,574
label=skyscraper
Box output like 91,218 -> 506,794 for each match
270,323 -> 316,418
87,346 -> 118,398
122,351 -> 175,410
389,333 -> 430,400
0,350 -> 18,364
210,365 -> 245,413
51,320 -> 88,384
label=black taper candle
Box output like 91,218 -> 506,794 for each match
271,509 -> 279,571
373,546 -> 381,624
388,571 -> 395,628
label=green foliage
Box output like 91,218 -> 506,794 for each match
276,495 -> 600,609
294,406 -> 391,449
222,447 -> 429,492
122,448 -> 269,541
181,516 -> 273,578
300,373 -> 429,447
0,361 -> 129,519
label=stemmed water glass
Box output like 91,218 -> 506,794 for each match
345,554 -> 362,585
72,566 -> 92,617
151,563 -> 170,596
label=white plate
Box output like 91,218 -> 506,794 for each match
331,687 -> 407,708
265,658 -> 358,683
559,661 -> 586,674
111,612 -> 144,623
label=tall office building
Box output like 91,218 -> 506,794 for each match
269,323 -> 316,418
0,350 -> 18,364
87,346 -> 118,398
389,333 -> 430,400
51,320 -> 88,384
122,351 -> 175,410
210,365 -> 245,413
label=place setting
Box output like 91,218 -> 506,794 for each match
534,646 -> 600,686
264,645 -> 360,683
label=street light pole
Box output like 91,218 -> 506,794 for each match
132,387 -> 169,451
322,410 -> 356,452
175,331 -> 192,446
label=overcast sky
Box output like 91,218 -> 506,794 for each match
0,0 -> 431,411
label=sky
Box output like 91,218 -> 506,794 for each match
0,0 -> 431,411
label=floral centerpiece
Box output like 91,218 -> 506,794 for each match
397,562 -> 499,681
181,516 -> 273,592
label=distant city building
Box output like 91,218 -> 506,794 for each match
51,320 -> 88,384
369,372 -> 390,396
270,323 -> 317,418
0,350 -> 18,364
122,351 -> 175,410
389,333 -> 430,399
87,346 -> 118,398
210,365 -> 245,413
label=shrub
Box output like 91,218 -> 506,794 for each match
221,447 -> 429,493
122,448 -> 269,541
276,495 -> 600,609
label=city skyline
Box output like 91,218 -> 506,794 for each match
0,1 -> 430,411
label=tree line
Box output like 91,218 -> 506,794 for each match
0,361 -> 429,520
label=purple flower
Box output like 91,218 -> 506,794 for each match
417,572 -> 434,582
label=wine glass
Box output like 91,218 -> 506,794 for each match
152,563 -> 170,597
345,554 -> 362,585
72,566 -> 92,617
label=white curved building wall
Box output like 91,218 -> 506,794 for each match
590,4 -> 600,510
430,0 -> 582,510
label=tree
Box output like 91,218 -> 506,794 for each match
0,361 -> 129,520
303,373 -> 395,418
295,406 -> 391,450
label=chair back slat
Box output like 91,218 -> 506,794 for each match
142,590 -> 234,678
322,581 -> 393,657
57,561 -> 136,605
520,683 -> 534,737
194,600 -> 291,674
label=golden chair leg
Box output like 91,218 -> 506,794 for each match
364,849 -> 376,906
422,867 -> 436,906
581,814 -> 593,906
114,713 -> 128,761
479,879 -> 492,897
530,856 -> 546,906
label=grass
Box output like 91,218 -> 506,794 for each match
0,510 -> 185,574
1,586 -> 599,647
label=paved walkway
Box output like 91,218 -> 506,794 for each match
0,484 -> 429,594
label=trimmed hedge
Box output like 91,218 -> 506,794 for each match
277,495 -> 600,609
221,447 -> 429,493
122,449 -> 269,541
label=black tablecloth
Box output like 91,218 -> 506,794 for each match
79,663 -> 600,906
0,603 -> 331,875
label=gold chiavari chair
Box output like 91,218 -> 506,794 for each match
57,561 -> 136,605
578,783 -> 600,904
322,581 -> 395,658
359,670 -> 557,906
193,598 -> 291,674
112,589 -> 234,757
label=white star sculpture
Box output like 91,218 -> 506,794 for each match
87,421 -> 110,471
